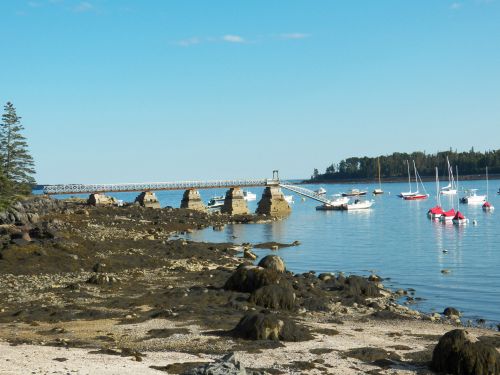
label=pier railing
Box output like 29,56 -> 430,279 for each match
279,183 -> 336,205
43,178 -> 280,195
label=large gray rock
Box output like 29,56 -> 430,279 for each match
183,353 -> 246,375
431,329 -> 500,375
224,266 -> 281,293
257,255 -> 286,273
0,196 -> 64,225
232,311 -> 312,342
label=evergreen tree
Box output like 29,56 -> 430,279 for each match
0,164 -> 13,210
0,102 -> 35,189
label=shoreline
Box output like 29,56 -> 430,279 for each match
302,173 -> 500,185
1,197 -> 499,374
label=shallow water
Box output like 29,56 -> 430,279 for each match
44,179 -> 500,325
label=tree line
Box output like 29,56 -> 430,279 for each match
0,102 -> 35,210
309,149 -> 500,182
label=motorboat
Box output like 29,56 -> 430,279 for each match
452,211 -> 468,225
460,189 -> 486,204
207,196 -> 225,209
428,205 -> 444,219
341,189 -> 368,197
243,191 -> 257,201
315,196 -> 349,210
439,208 -> 456,222
403,193 -> 429,200
284,195 -> 294,204
343,199 -> 374,210
314,187 -> 327,195
373,188 -> 384,195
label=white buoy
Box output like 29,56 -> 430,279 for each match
472,219 -> 478,225
443,249 -> 448,253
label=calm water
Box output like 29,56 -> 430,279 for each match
44,179 -> 500,325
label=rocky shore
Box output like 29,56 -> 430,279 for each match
1,196 -> 499,374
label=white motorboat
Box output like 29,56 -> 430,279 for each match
341,188 -> 368,197
460,189 -> 486,204
284,195 -> 294,204
243,191 -> 257,201
315,196 -> 349,210
344,199 -> 374,210
207,196 -> 224,209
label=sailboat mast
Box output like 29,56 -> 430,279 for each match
378,158 -> 382,190
413,160 -> 418,192
486,166 -> 489,200
407,160 -> 411,193
436,167 -> 441,206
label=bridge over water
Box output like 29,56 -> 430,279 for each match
42,172 -> 335,215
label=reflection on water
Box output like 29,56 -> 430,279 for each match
43,179 -> 500,325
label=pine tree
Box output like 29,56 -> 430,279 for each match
0,164 -> 13,210
0,102 -> 35,190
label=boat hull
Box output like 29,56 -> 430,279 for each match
403,194 -> 429,200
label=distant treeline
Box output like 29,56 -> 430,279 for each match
309,148 -> 500,182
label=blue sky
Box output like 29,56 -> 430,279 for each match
1,0 -> 499,184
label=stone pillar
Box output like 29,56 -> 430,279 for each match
180,189 -> 206,212
88,193 -> 117,206
221,187 -> 249,215
256,186 -> 291,216
135,191 -> 161,209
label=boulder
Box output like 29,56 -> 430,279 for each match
249,285 -> 296,310
431,329 -> 500,375
183,353 -> 246,375
257,255 -> 286,273
232,311 -> 312,341
224,266 -> 281,293
444,307 -> 461,317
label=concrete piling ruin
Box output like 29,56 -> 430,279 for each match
180,189 -> 207,212
221,187 -> 249,215
87,193 -> 120,206
135,191 -> 161,209
256,186 -> 291,216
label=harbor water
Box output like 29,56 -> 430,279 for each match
46,179 -> 500,326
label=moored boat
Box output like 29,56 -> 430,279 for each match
373,158 -> 384,195
483,201 -> 495,211
439,208 -> 456,222
460,189 -> 486,204
342,189 -> 367,197
452,211 -> 468,225
243,191 -> 257,201
428,205 -> 444,219
315,196 -> 349,210
440,157 -> 457,195
404,193 -> 429,200
343,199 -> 374,210
207,196 -> 224,209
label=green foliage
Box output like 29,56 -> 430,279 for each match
311,149 -> 500,181
0,102 -> 35,210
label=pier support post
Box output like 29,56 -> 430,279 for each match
135,191 -> 161,209
221,187 -> 249,215
87,193 -> 119,206
180,189 -> 206,212
256,186 -> 291,216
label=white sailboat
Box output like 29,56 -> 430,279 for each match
440,157 -> 457,195
373,157 -> 384,195
403,161 -> 429,200
399,160 -> 416,198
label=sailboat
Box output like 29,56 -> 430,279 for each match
373,158 -> 384,195
452,166 -> 468,225
403,161 -> 429,200
440,157 -> 457,195
483,166 -> 494,212
440,165 -> 459,222
399,160 -> 416,198
428,167 -> 444,219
